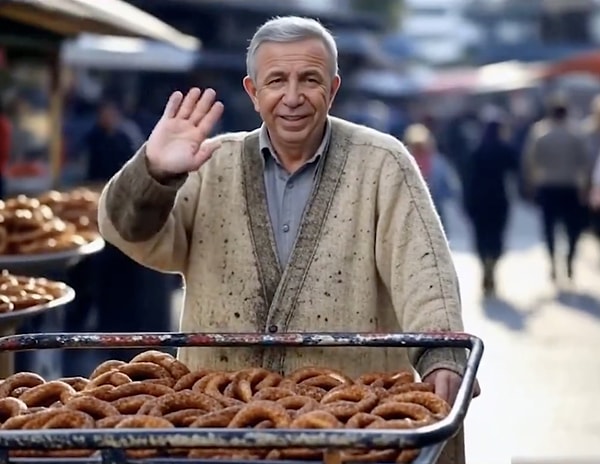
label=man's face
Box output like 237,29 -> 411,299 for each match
243,39 -> 340,148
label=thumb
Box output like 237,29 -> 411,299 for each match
191,139 -> 221,169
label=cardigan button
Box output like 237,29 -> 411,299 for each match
268,325 -> 278,333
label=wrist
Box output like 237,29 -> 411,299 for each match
143,149 -> 186,186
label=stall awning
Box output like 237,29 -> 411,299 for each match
61,34 -> 198,72
422,67 -> 479,94
475,60 -> 545,94
541,49 -> 600,78
421,62 -> 544,95
0,0 -> 200,50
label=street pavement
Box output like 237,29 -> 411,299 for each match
445,201 -> 600,464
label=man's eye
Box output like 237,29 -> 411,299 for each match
268,78 -> 282,84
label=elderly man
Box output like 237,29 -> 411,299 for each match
98,16 -> 478,464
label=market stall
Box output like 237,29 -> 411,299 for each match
0,0 -> 200,377
0,188 -> 102,376
0,0 -> 200,188
0,271 -> 75,377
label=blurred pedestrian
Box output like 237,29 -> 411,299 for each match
522,97 -> 590,282
463,114 -> 518,296
404,123 -> 457,231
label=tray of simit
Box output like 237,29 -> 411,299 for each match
0,236 -> 105,275
0,331 -> 483,464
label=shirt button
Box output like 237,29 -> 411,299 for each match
287,182 -> 294,189
268,325 -> 278,333
282,224 -> 290,233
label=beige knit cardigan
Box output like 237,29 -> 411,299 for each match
98,116 -> 466,379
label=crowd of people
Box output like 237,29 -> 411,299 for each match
402,95 -> 600,297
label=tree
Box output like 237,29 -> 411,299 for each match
350,0 -> 403,29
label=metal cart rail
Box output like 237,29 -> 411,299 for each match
0,331 -> 484,464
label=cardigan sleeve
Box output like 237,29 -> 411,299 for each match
97,144 -> 201,274
374,143 -> 467,379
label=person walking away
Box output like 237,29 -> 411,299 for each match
463,116 -> 518,296
404,123 -> 457,232
97,17 -> 480,464
522,99 -> 590,282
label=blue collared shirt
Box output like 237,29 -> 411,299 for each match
259,120 -> 332,265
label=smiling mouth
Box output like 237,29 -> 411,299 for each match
280,115 -> 307,121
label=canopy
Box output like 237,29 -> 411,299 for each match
61,34 -> 198,72
422,62 -> 543,94
541,49 -> 600,77
0,0 -> 200,50
422,67 -> 479,94
475,61 -> 544,94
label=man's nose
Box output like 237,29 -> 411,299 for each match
282,83 -> 304,107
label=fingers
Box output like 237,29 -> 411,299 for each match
195,101 -> 224,140
168,88 -> 224,138
424,369 -> 480,406
189,88 -> 217,126
162,91 -> 183,118
176,87 -> 202,119
448,381 -> 460,406
191,139 -> 222,169
434,375 -> 451,405
472,379 -> 481,398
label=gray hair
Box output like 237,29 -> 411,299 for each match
246,16 -> 339,81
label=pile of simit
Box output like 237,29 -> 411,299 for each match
0,350 -> 451,462
0,189 -> 99,255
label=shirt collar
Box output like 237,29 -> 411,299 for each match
259,117 -> 332,165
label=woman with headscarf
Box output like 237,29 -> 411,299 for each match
463,114 -> 518,296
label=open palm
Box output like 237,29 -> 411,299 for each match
146,88 -> 224,178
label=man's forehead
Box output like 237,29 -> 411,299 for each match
255,38 -> 329,62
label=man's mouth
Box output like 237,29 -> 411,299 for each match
280,115 -> 307,121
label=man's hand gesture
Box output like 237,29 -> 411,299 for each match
146,88 -> 224,180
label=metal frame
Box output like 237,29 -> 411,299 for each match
0,331 -> 484,464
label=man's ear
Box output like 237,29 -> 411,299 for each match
328,74 -> 341,109
243,76 -> 260,112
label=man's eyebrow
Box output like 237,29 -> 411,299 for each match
299,70 -> 325,79
264,70 -> 286,79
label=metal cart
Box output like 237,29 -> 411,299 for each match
0,238 -> 104,376
0,331 -> 483,464
0,286 -> 75,378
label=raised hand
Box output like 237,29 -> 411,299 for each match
145,88 -> 224,179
